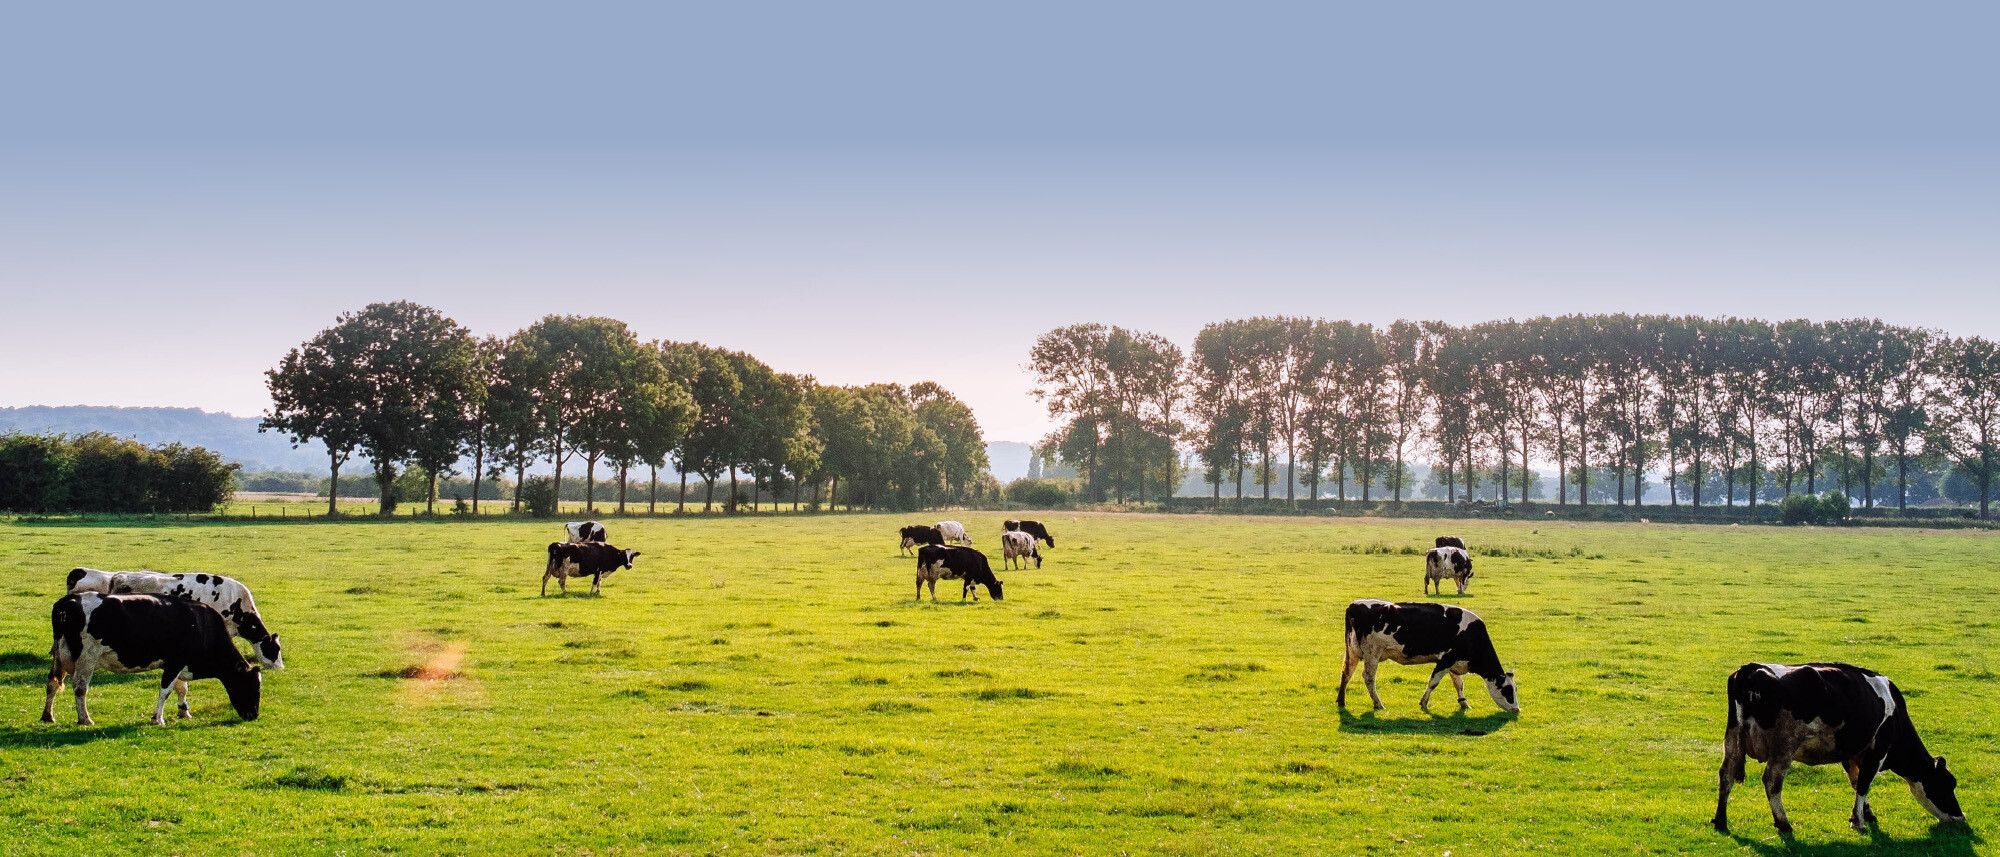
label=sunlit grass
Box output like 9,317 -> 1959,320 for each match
0,513 -> 1992,855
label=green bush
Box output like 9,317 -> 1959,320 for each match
1779,490 -> 1851,525
519,476 -> 560,518
1006,478 -> 1076,509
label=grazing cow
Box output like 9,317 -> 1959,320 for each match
543,542 -> 641,596
566,521 -> 608,544
1713,662 -> 1965,834
1001,530 -> 1042,569
935,520 -> 972,546
44,592 -> 262,726
67,568 -> 283,669
1424,547 -> 1474,595
899,524 -> 945,556
1339,599 -> 1519,713
1434,535 -> 1466,550
1005,519 -> 1056,548
915,545 -> 1004,602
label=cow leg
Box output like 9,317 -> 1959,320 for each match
1714,725 -> 1746,831
1762,756 -> 1794,833
71,661 -> 97,726
1846,752 -> 1887,831
1451,673 -> 1469,709
1337,637 -> 1357,707
592,573 -> 602,596
174,672 -> 192,719
42,660 -> 67,723
151,665 -> 186,726
1419,667 -> 1449,712
1362,658 -> 1385,711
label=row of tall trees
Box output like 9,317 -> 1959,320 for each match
264,302 -> 988,515
1031,315 -> 2000,518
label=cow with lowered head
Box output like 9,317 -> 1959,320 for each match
45,592 -> 262,726
915,544 -> 1003,602
1713,662 -> 1964,834
899,524 -> 944,556
1005,519 -> 1055,548
544,542 -> 640,596
1424,547 -> 1473,595
1339,599 -> 1519,713
566,521 -> 608,544
67,568 -> 283,669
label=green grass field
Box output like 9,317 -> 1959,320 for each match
0,513 -> 1993,856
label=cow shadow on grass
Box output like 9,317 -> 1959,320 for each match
0,723 -> 144,747
1723,821 -> 1978,857
1334,706 -> 1517,736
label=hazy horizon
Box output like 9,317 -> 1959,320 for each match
4,4 -> 1995,444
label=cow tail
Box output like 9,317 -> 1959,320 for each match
1723,667 -> 1742,732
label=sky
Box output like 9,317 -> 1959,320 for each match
2,3 -> 1995,444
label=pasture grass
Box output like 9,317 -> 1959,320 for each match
0,513 -> 1994,855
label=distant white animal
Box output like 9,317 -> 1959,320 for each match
1001,530 -> 1041,569
935,520 -> 972,546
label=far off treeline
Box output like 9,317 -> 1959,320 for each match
1030,316 -> 2000,518
262,302 -> 990,516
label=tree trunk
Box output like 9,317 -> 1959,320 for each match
375,458 -> 396,516
649,465 -> 658,514
472,433 -> 484,515
679,471 -> 688,513
426,469 -> 437,514
1897,447 -> 1908,511
830,475 -> 839,511
617,464 -> 629,514
328,453 -> 342,517
729,466 -> 738,512
585,457 -> 597,513
1393,441 -> 1405,503
513,462 -> 525,512
704,473 -> 715,512
1285,449 -> 1295,508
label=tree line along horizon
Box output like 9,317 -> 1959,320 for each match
260,301 -> 992,516
1028,315 -> 2000,518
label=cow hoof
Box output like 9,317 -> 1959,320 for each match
1850,819 -> 1866,833
40,713 -> 53,723
1458,699 -> 1469,710
1711,817 -> 1727,833
77,716 -> 94,726
178,709 -> 192,719
1373,703 -> 1385,712
152,716 -> 167,726
1773,821 -> 1793,835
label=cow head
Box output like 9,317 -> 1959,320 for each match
222,663 -> 263,722
1485,671 -> 1520,713
982,578 -> 1004,600
623,550 -> 641,569
1910,756 -> 1965,824
257,634 -> 285,670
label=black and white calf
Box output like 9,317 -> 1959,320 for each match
899,524 -> 944,556
44,592 -> 262,725
1005,519 -> 1055,548
543,542 -> 641,595
1424,547 -> 1473,595
1713,662 -> 1965,834
1001,530 -> 1041,569
915,544 -> 1004,602
67,568 -> 283,669
935,520 -> 972,546
566,521 -> 608,543
1339,599 -> 1519,713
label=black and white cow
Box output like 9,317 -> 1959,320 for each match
1713,662 -> 1965,834
899,524 -> 945,556
67,568 -> 283,669
543,542 -> 640,596
566,521 -> 608,544
935,520 -> 972,546
1434,535 -> 1466,550
1000,530 -> 1042,569
1005,519 -> 1056,548
44,592 -> 262,726
915,544 -> 1004,602
1339,599 -> 1519,713
1424,547 -> 1473,595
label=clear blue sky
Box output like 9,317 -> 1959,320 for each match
2,3 -> 1994,443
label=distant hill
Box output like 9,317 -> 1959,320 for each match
0,406 -> 330,473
